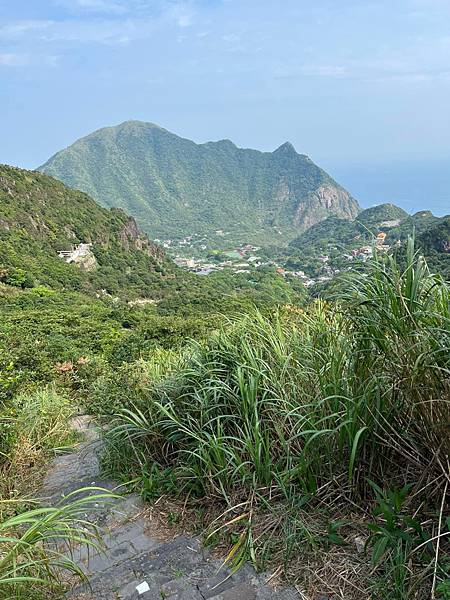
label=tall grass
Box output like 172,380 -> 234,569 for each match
0,385 -> 117,599
107,240 -> 449,598
1,386 -> 76,505
0,489 -> 115,599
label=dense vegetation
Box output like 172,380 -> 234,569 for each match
102,241 -> 449,599
0,164 -> 183,297
1,163 -> 448,599
284,203 -> 450,280
0,165 -> 308,309
39,120 -> 359,243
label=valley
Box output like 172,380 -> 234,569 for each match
1,131 -> 449,600
2,0 -> 450,597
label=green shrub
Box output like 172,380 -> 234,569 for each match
85,350 -> 180,415
12,386 -> 76,452
0,386 -> 77,501
107,240 -> 450,597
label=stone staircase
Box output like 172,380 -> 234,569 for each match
40,416 -> 299,600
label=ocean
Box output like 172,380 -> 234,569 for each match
328,161 -> 450,217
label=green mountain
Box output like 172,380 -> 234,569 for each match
288,202 -> 449,278
39,120 -> 360,242
0,164 -> 308,313
0,164 -> 174,299
410,215 -> 450,278
289,203 -> 409,251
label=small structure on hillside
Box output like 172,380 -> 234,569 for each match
375,232 -> 387,246
57,243 -> 97,271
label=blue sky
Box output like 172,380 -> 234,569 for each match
1,0 -> 450,212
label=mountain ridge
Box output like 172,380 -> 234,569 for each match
39,120 -> 360,243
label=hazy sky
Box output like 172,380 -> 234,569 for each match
1,0 -> 450,212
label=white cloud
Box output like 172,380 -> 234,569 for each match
0,52 -> 58,67
0,20 -> 54,39
55,0 -> 129,14
410,0 -> 450,9
0,53 -> 29,66
0,1 -> 197,49
222,33 -> 240,43
273,64 -> 348,79
163,2 -> 195,27
300,64 -> 348,77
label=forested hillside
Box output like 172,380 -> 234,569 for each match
286,202 -> 450,279
0,164 -> 170,299
39,120 -> 360,242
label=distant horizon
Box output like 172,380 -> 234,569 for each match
2,114 -> 449,219
325,159 -> 450,217
28,117 -> 450,219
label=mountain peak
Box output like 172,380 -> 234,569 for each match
116,120 -> 168,132
39,124 -> 360,241
274,141 -> 297,154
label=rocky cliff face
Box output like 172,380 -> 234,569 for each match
294,184 -> 357,230
0,164 -> 170,295
119,216 -> 164,260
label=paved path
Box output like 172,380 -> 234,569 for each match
40,416 -> 299,600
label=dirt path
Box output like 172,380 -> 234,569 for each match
40,416 -> 299,600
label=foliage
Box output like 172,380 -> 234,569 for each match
0,163 -> 171,300
0,386 -> 76,502
0,489 -> 114,599
105,241 -> 450,598
283,203 -> 450,283
39,120 -> 359,242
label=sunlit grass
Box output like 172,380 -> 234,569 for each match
106,239 -> 450,598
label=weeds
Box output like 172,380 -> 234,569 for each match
106,239 -> 449,598
0,488 -> 116,599
0,386 -> 77,504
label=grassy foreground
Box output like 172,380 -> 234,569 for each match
0,388 -> 115,600
105,241 -> 450,599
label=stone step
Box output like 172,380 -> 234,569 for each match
39,417 -> 299,600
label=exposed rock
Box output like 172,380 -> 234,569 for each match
293,184 -> 358,230
128,298 -> 158,307
64,225 -> 77,239
380,219 -> 402,228
354,535 -> 367,554
119,216 -> 164,260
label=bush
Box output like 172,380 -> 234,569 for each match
0,386 -> 76,501
107,240 -> 450,598
12,386 -> 75,452
85,349 -> 181,415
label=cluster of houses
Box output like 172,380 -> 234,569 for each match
173,243 -> 266,276
166,233 -> 267,276
350,232 -> 391,259
152,229 -> 400,288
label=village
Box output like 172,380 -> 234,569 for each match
150,229 -> 398,288
56,230 -> 398,290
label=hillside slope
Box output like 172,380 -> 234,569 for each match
289,203 -> 409,251
39,121 -> 360,242
288,202 -> 449,278
0,164 -> 173,299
